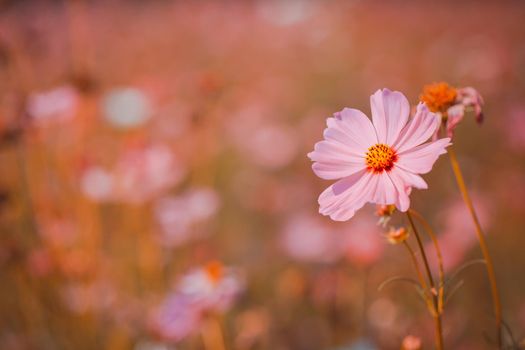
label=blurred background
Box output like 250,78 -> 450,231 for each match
0,1 -> 524,349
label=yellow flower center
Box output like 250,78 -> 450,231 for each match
204,261 -> 223,284
365,144 -> 397,173
420,82 -> 458,113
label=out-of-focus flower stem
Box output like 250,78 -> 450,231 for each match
408,209 -> 445,313
406,211 -> 444,350
201,315 -> 227,350
402,241 -> 433,311
448,146 -> 502,348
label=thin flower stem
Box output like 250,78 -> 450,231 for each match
406,211 -> 444,350
448,146 -> 502,348
409,209 -> 445,314
403,241 -> 429,293
402,241 -> 436,316
201,315 -> 227,350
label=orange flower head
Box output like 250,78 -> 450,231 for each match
402,335 -> 422,350
375,204 -> 396,217
420,82 -> 458,113
386,227 -> 409,245
204,260 -> 224,284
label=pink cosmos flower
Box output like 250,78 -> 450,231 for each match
149,294 -> 201,343
281,213 -> 343,263
149,262 -> 244,343
308,88 -> 451,221
177,261 -> 244,312
343,213 -> 384,266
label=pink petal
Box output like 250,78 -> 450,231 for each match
318,170 -> 372,221
396,138 -> 451,174
308,141 -> 366,180
370,172 -> 398,205
393,103 -> 441,153
445,104 -> 465,137
329,108 -> 377,152
370,89 -> 410,145
386,168 -> 411,212
397,170 -> 428,189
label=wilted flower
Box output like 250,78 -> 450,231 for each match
385,227 -> 409,245
419,82 -> 458,114
308,88 -> 450,221
420,82 -> 484,137
401,335 -> 422,350
26,85 -> 79,125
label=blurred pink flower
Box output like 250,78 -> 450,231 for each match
154,187 -> 221,247
343,213 -> 384,266
177,261 -> 244,312
113,144 -> 186,203
228,104 -> 299,169
149,294 -> 201,343
61,280 -> 116,314
26,85 -> 79,125
80,166 -> 114,202
149,262 -> 243,343
101,87 -> 153,129
281,213 -> 344,263
308,88 -> 450,221
79,145 -> 185,204
37,218 -> 78,248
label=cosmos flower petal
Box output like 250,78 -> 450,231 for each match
387,168 -> 411,212
308,140 -> 367,179
397,138 -> 451,174
397,170 -> 428,189
445,104 -> 466,137
318,170 -> 373,221
370,89 -> 410,144
393,103 -> 440,153
311,161 -> 366,180
370,172 -> 398,205
327,107 -> 378,153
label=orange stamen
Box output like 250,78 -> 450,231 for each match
420,82 -> 458,113
365,144 -> 397,173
